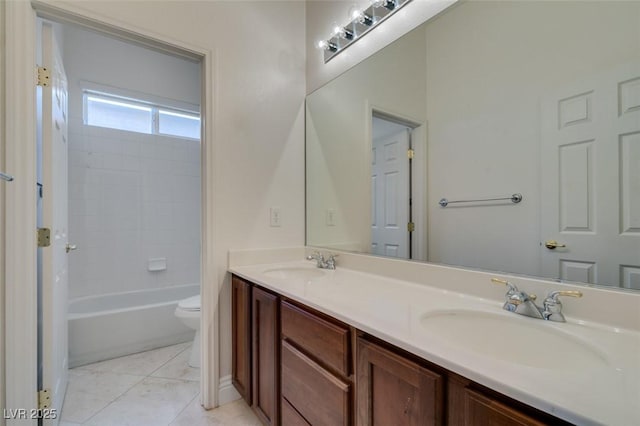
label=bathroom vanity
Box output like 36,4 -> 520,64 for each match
228,251 -> 640,426
233,274 -> 573,425
231,265 -> 638,424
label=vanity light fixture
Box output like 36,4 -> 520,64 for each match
316,0 -> 413,63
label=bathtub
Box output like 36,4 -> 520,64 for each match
68,284 -> 199,367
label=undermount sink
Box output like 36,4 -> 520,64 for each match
262,267 -> 326,281
419,310 -> 608,371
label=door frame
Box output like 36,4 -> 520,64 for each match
3,1 -> 219,420
365,101 -> 428,261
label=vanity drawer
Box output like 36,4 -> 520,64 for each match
282,340 -> 351,426
281,300 -> 350,376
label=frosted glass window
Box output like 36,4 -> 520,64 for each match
83,90 -> 201,140
159,110 -> 201,139
86,96 -> 153,134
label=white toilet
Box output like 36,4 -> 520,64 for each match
175,295 -> 201,368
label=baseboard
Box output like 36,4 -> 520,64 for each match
218,374 -> 241,405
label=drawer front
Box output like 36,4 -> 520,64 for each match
282,340 -> 351,426
282,397 -> 311,426
281,301 -> 350,376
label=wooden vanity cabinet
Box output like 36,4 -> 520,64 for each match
281,300 -> 353,426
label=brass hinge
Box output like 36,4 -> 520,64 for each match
407,222 -> 415,232
37,228 -> 51,247
37,66 -> 50,87
38,389 -> 51,409
407,149 -> 415,160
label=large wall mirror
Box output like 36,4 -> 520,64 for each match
306,1 -> 640,291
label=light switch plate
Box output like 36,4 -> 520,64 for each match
270,207 -> 282,227
326,209 -> 336,226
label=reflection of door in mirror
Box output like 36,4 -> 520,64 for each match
371,118 -> 411,258
541,62 -> 640,289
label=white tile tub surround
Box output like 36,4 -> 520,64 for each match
64,24 -> 202,300
228,247 -> 640,426
67,125 -> 201,299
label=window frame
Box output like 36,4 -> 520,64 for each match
82,83 -> 201,140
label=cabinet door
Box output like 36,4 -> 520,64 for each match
357,338 -> 443,426
252,286 -> 280,425
232,276 -> 252,404
463,389 -> 547,426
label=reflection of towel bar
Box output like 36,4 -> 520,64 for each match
439,193 -> 522,207
0,172 -> 14,182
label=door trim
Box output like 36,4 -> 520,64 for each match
4,2 -> 38,421
3,1 -> 219,417
365,101 -> 428,261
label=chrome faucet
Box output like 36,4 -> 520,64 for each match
491,278 -> 582,322
306,251 -> 338,269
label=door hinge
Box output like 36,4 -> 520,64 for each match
38,389 -> 51,409
37,228 -> 51,247
407,149 -> 415,160
407,222 -> 415,232
37,66 -> 50,87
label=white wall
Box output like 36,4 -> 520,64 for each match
63,25 -> 202,298
32,0 -> 306,392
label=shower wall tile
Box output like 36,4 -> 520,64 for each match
68,125 -> 201,299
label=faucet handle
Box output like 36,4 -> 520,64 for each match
306,250 -> 322,260
491,277 -> 519,294
543,290 -> 582,322
546,290 -> 583,302
325,253 -> 338,269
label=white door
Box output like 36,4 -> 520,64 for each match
541,63 -> 640,289
40,21 -> 70,422
371,129 -> 410,258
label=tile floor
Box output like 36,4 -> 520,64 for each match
60,342 -> 261,426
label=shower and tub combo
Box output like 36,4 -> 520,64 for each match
68,284 -> 201,368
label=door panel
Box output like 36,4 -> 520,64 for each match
40,21 -> 69,423
541,62 -> 640,289
252,287 -> 279,425
371,129 -> 410,258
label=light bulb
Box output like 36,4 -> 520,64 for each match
350,9 -> 373,26
383,0 -> 397,10
332,23 -> 354,40
316,39 -> 337,52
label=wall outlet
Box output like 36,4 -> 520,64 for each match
270,207 -> 282,227
326,209 -> 336,226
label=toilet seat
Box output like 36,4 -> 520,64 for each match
178,295 -> 200,311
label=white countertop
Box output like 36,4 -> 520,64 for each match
229,260 -> 640,426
